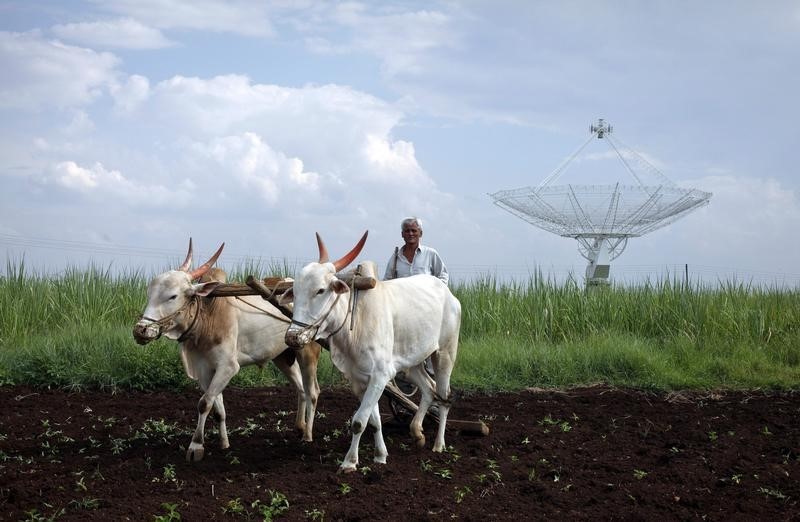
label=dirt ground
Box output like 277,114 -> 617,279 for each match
1,384 -> 799,521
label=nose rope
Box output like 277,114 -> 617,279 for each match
289,281 -> 354,342
137,296 -> 198,341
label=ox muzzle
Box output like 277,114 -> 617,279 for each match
285,322 -> 317,350
133,318 -> 162,345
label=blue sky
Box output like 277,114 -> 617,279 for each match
1,1 -> 799,284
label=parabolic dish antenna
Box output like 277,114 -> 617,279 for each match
490,119 -> 712,285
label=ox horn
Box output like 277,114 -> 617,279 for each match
178,238 -> 193,272
188,243 -> 225,281
316,232 -> 329,263
331,231 -> 368,272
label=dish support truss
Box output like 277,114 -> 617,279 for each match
490,120 -> 712,285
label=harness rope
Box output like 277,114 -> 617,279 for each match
138,281 -> 292,344
289,279 -> 355,341
233,296 -> 291,323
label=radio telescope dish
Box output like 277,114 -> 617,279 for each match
490,119 -> 711,285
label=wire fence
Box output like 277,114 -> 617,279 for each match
3,233 -> 799,288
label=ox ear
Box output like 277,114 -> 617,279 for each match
332,230 -> 368,272
330,279 -> 349,295
192,281 -> 221,297
278,287 -> 294,306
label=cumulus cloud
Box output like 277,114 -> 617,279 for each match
43,161 -> 192,207
90,0 -> 276,37
110,74 -> 150,113
135,75 -> 429,190
51,18 -> 175,50
197,132 -> 320,204
0,31 -> 119,111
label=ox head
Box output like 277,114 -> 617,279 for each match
132,239 -> 225,345
281,231 -> 368,348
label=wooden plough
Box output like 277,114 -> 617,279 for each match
208,273 -> 489,437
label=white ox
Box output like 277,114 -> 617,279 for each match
281,231 -> 461,472
133,240 -> 321,462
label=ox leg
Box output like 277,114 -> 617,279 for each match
406,365 -> 435,448
369,403 -> 388,464
273,350 -> 317,442
341,370 -> 392,473
187,361 -> 239,462
213,394 -> 229,450
431,348 -> 457,453
297,342 -> 321,442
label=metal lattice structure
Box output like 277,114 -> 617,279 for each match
490,119 -> 712,285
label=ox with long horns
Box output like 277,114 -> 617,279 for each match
134,240 -> 321,462
282,231 -> 461,472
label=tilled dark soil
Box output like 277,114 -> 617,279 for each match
1,384 -> 799,521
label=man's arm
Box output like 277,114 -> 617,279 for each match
431,251 -> 449,285
383,247 -> 399,280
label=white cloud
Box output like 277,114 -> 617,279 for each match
138,75 -> 420,187
199,132 -> 320,204
64,110 -> 95,135
300,4 -> 457,76
51,18 -> 175,50
44,161 -> 193,207
111,74 -> 150,113
0,31 -> 119,111
91,0 -> 275,37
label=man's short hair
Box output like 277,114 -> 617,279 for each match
401,216 -> 423,231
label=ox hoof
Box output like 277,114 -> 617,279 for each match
373,456 -> 387,465
338,464 -> 358,474
414,436 -> 426,449
186,443 -> 205,462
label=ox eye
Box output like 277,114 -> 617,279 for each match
315,288 -> 325,295
169,295 -> 178,301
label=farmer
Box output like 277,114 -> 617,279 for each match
384,216 -> 449,284
384,216 -> 448,381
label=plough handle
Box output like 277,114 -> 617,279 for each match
383,382 -> 490,436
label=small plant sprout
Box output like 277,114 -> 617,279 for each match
153,502 -> 181,522
305,508 -> 325,520
435,468 -> 453,480
251,490 -> 290,520
338,482 -> 352,495
162,464 -> 176,482
758,486 -> 787,501
761,426 -> 773,436
69,497 -> 100,511
633,469 -> 648,480
223,498 -> 246,515
74,474 -> 88,492
454,485 -> 472,504
708,431 -> 718,442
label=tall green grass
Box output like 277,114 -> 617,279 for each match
1,261 -> 799,391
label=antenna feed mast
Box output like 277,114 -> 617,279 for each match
590,118 -> 613,139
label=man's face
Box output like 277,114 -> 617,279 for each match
402,223 -> 422,246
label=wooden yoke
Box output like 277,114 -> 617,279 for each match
338,261 -> 378,290
207,269 -> 377,299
